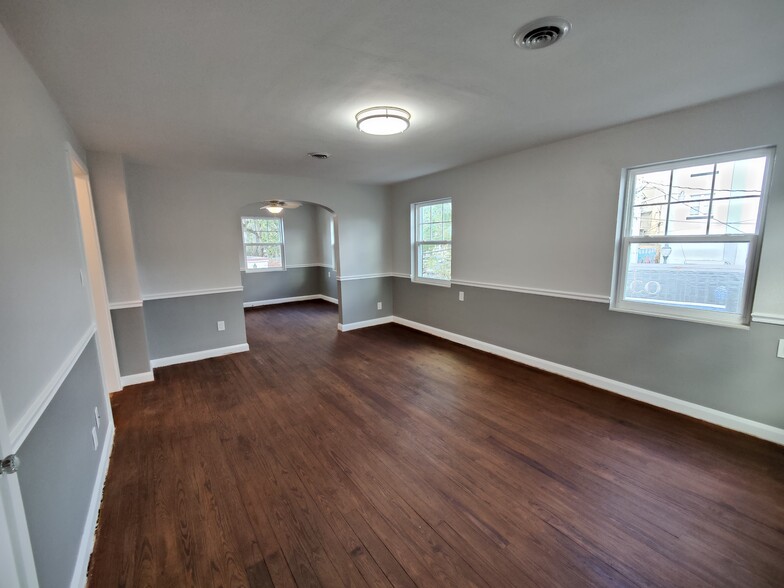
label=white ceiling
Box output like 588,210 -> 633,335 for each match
2,0 -> 784,184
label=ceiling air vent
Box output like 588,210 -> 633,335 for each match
308,152 -> 330,159
513,17 -> 571,50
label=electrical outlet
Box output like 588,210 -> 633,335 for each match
458,291 -> 465,302
91,426 -> 98,451
94,406 -> 100,430
217,320 -> 226,331
377,302 -> 383,310
328,271 -> 331,277
778,339 -> 784,359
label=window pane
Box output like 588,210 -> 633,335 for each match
713,157 -> 766,198
708,197 -> 760,235
667,202 -> 709,235
632,170 -> 671,205
630,204 -> 667,237
422,223 -> 432,241
245,244 -> 282,269
418,243 -> 451,281
443,202 -> 452,221
623,242 -> 749,314
443,223 -> 452,240
431,222 -> 443,240
421,206 -> 431,223
432,204 -> 443,222
670,164 -> 715,204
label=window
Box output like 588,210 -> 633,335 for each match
412,198 -> 452,284
242,216 -> 285,271
611,147 -> 774,326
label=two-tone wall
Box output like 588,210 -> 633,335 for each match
1,22 -> 114,588
390,84 -> 784,433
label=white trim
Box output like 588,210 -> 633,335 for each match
450,279 -> 610,304
70,419 -> 114,588
337,273 -> 394,282
119,371 -> 154,387
143,286 -> 243,301
244,294 -> 338,308
108,300 -> 143,310
337,316 -> 394,332
241,263 -> 332,271
389,316 -> 784,446
751,312 -> 784,326
9,324 -> 96,453
150,343 -> 250,368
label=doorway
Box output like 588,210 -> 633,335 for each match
68,148 -> 122,393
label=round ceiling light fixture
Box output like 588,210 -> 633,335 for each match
355,106 -> 411,136
513,17 -> 571,50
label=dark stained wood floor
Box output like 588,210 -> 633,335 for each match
89,300 -> 784,587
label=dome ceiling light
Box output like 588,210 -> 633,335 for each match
355,106 -> 411,136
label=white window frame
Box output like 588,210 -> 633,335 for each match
610,146 -> 775,328
241,215 -> 286,272
411,197 -> 452,287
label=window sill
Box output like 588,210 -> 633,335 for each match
412,277 -> 452,288
243,268 -> 286,273
609,303 -> 750,330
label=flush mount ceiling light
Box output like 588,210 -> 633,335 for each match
513,17 -> 571,49
355,106 -> 411,136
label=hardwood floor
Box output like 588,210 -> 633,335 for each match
89,300 -> 784,587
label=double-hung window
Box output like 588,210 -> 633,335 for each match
611,147 -> 774,326
412,198 -> 452,284
242,216 -> 285,271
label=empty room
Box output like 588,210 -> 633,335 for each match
1,1 -> 783,587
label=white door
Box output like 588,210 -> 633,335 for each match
0,399 -> 39,588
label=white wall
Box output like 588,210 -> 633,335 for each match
124,163 -> 388,297
316,206 -> 336,268
391,84 -> 784,320
87,152 -> 143,305
0,23 -> 93,432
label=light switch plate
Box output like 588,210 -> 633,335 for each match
377,302 -> 383,310
217,321 -> 226,331
94,406 -> 100,430
459,291 -> 465,301
778,339 -> 784,359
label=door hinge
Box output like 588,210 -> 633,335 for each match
1,454 -> 20,475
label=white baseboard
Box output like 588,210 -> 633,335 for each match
363,316 -> 782,446
119,371 -> 154,387
338,316 -> 395,332
244,294 -> 338,308
70,418 -> 114,588
150,343 -> 250,368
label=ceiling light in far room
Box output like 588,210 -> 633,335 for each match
356,106 -> 411,136
262,200 -> 301,214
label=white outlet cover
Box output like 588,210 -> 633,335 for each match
778,339 -> 784,359
459,291 -> 465,301
217,320 -> 226,331
91,426 -> 98,451
377,302 -> 383,310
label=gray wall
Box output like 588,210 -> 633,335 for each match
393,278 -> 784,429
243,267 -> 321,303
17,338 -> 111,588
143,291 -> 247,360
339,278 -> 394,325
389,85 -> 784,430
0,22 -> 94,432
110,306 -> 151,376
319,266 -> 338,300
